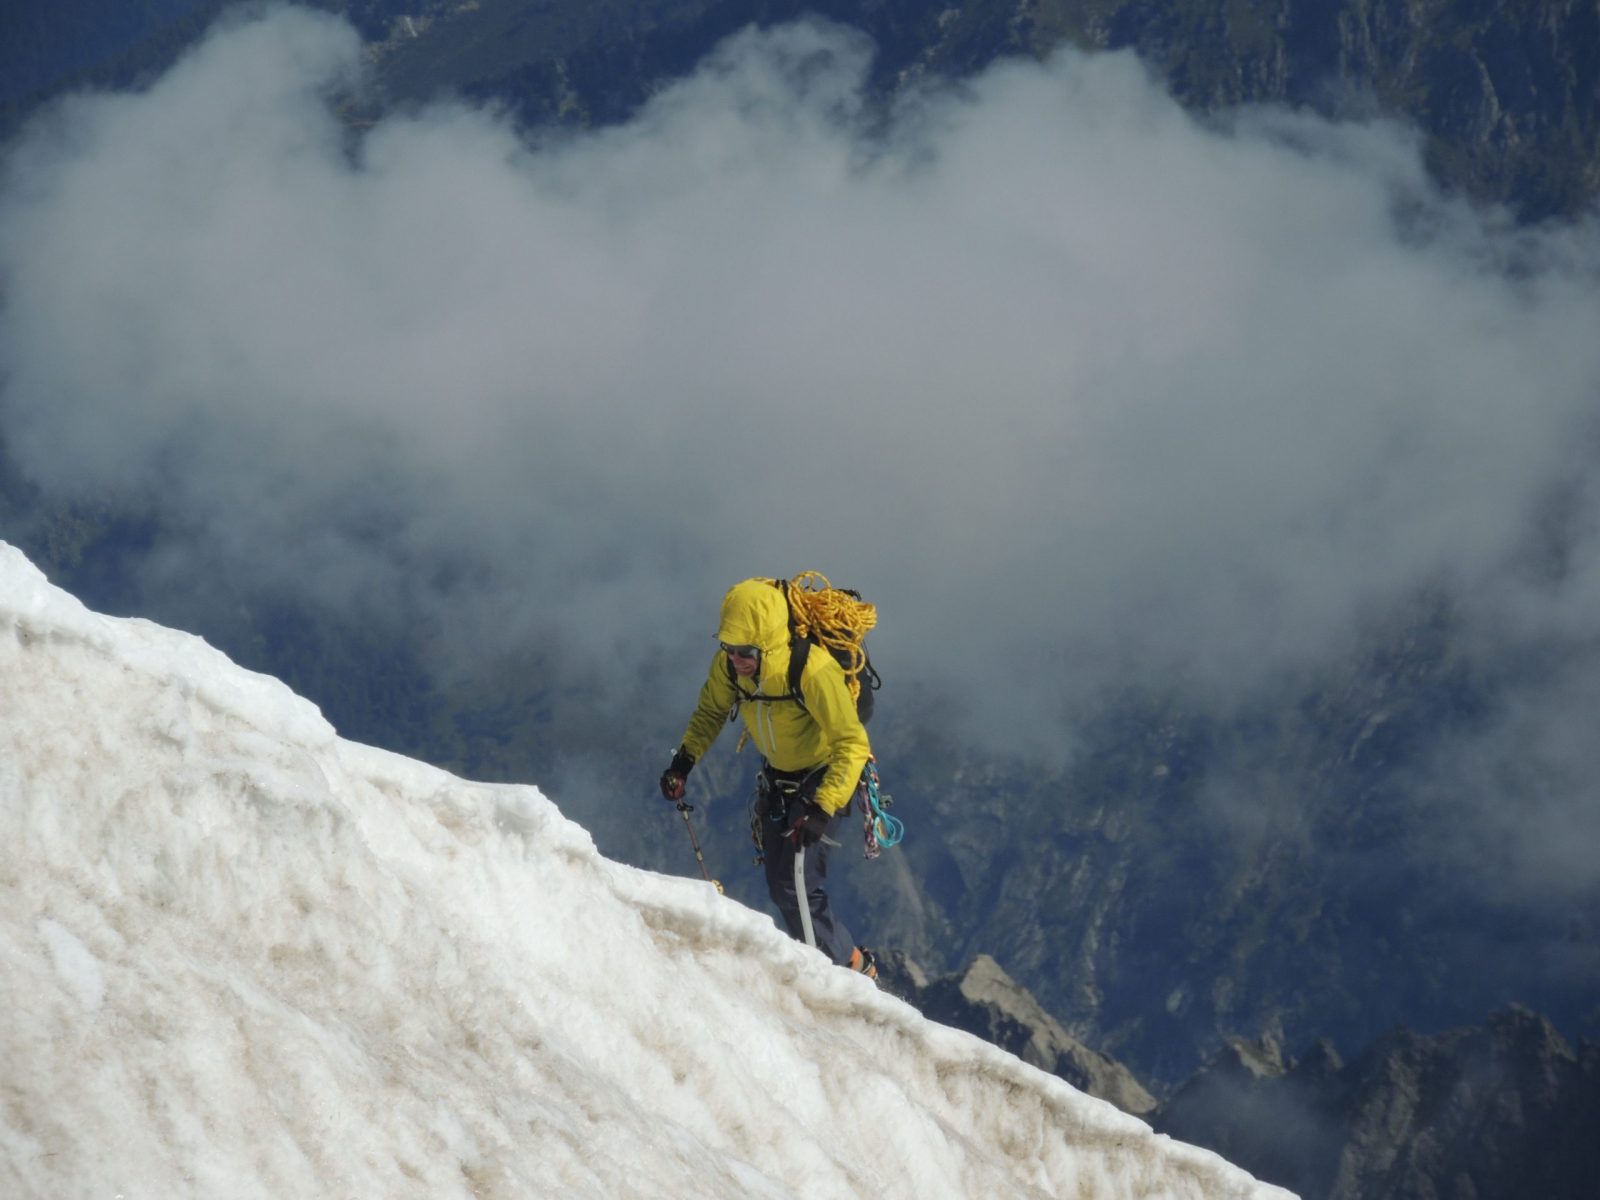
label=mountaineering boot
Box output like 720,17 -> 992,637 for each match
848,947 -> 878,980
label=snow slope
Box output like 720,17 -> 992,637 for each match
0,541 -> 1293,1199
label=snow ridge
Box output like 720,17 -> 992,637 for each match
0,542 -> 1291,1199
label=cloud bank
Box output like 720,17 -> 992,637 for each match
3,7 -> 1600,895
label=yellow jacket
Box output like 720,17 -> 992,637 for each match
678,579 -> 871,815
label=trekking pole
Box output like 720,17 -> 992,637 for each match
675,799 -> 723,893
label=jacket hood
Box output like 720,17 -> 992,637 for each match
715,578 -> 790,653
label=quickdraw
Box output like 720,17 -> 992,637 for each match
859,758 -> 903,860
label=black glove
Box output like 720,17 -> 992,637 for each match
659,746 -> 695,803
788,801 -> 831,846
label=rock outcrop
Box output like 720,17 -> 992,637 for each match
1155,1006 -> 1600,1199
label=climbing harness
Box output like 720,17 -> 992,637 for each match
748,765 -> 819,865
752,760 -> 905,864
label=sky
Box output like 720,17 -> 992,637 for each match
0,538 -> 1293,1200
2,9 -> 1599,904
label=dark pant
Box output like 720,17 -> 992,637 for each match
758,773 -> 856,966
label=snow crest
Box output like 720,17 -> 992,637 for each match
0,542 -> 1290,1199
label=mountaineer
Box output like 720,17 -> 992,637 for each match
659,576 -> 880,978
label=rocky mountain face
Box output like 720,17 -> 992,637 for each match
353,0 -> 1600,221
852,594 -> 1600,1094
901,955 -> 1599,1200
877,950 -> 1158,1115
1154,1005 -> 1600,1200
1050,0 -> 1600,222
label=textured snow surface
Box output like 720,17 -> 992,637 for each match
0,541 -> 1292,1199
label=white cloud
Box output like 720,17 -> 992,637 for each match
3,6 -> 1600,790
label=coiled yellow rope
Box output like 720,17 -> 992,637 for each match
781,571 -> 877,702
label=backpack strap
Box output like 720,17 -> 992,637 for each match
787,637 -> 812,709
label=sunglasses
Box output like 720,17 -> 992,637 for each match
719,642 -> 760,660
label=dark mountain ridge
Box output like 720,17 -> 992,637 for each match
1155,1003 -> 1600,1200
898,952 -> 1600,1200
363,0 -> 1600,221
9,2 -> 1599,219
